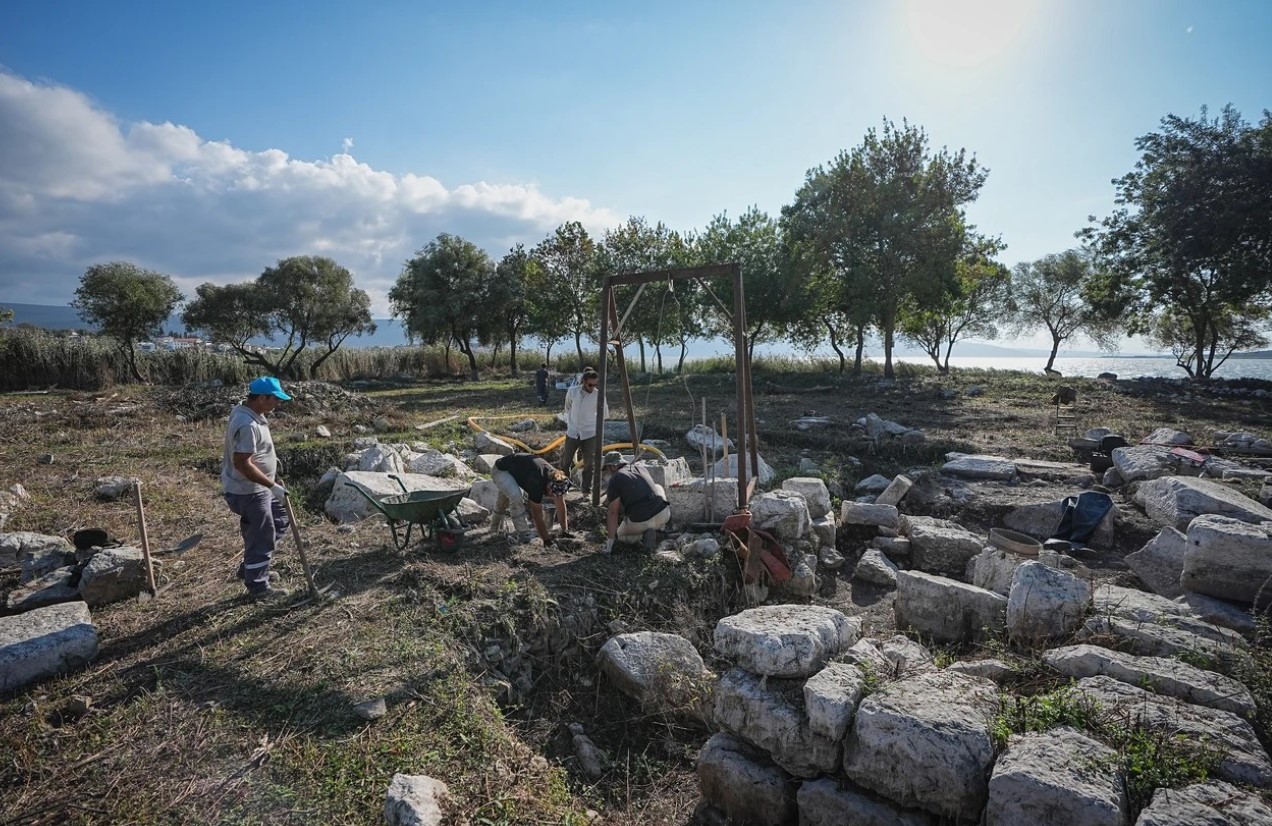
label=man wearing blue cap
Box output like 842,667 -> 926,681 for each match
222,377 -> 292,600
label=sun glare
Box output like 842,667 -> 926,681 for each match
903,0 -> 1037,69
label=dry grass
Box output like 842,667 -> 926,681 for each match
2,369 -> 1271,824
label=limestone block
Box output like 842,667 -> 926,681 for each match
1006,561 -> 1092,645
875,474 -> 913,507
713,668 -> 839,777
1111,444 -> 1175,482
598,631 -> 710,716
896,570 -> 1007,643
780,477 -> 831,519
0,602 -> 98,692
840,501 -> 900,530
1074,676 -> 1272,787
941,453 -> 1017,481
843,671 -> 1000,821
77,547 -> 153,607
810,513 -> 837,550
1135,780 -> 1272,826
967,546 -> 1022,596
797,777 -> 935,826
803,662 -> 867,741
1125,527 -> 1187,598
1134,476 -> 1272,532
0,531 -> 71,568
854,549 -> 898,587
750,490 -> 812,543
474,432 -> 516,456
854,474 -> 891,494
906,517 -> 983,578
1044,644 -> 1255,717
1183,514 -> 1272,604
666,477 -> 739,526
696,733 -> 796,826
384,773 -> 449,826
6,567 -> 78,612
986,727 -> 1126,826
714,605 -> 860,678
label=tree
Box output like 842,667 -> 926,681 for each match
0,306 -> 13,325
1009,249 -> 1116,374
390,234 -> 500,379
183,256 -> 375,379
72,262 -> 183,382
786,119 -> 988,378
491,245 -> 533,376
597,216 -> 698,372
531,222 -> 599,365
899,235 -> 1011,374
691,207 -> 802,361
1081,105 -> 1272,380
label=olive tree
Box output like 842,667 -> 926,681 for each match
72,261 -> 183,382
183,256 -> 375,379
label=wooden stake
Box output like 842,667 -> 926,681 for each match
132,481 -> 158,595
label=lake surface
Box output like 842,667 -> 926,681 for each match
888,355 -> 1272,381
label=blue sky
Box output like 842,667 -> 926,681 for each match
1,0 -> 1269,351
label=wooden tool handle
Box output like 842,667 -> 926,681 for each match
133,481 -> 157,595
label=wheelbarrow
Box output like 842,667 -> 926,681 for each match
344,475 -> 471,552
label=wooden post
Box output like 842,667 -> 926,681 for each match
132,481 -> 158,595
731,263 -> 749,508
609,291 -> 642,466
592,284 -> 611,506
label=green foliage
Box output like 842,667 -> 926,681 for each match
785,118 -> 988,379
898,233 -> 1011,373
182,256 -> 375,379
390,235 -> 499,379
994,685 -> 1222,819
530,221 -> 600,364
1010,249 -> 1117,372
492,244 -> 533,375
1082,105 -> 1272,380
72,261 -> 183,382
0,306 -> 13,324
597,216 -> 699,373
691,206 -> 801,359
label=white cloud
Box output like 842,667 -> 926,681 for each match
1186,25 -> 1194,33
0,71 -> 621,313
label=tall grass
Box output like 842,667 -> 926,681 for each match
0,329 -> 465,391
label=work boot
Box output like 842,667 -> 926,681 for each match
642,529 -> 659,551
248,586 -> 291,603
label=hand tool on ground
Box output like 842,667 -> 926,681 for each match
281,492 -> 331,601
132,480 -> 158,595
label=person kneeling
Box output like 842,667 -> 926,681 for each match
601,451 -> 670,554
489,453 -> 570,546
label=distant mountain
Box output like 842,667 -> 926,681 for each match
1230,349 -> 1272,359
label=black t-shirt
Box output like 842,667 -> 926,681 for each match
605,465 -> 669,522
535,367 -> 549,389
494,454 -> 556,503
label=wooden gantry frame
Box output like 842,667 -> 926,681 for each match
590,263 -> 760,513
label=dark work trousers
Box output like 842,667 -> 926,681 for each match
224,491 -> 290,593
560,434 -> 598,492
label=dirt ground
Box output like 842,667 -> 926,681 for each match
2,367 -> 1270,824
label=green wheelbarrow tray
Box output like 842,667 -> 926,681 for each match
344,474 -> 471,552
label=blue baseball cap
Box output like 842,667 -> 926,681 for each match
249,376 -> 292,400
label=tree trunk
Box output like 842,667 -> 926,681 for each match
941,340 -> 954,374
490,340 -> 501,369
1044,335 -> 1061,374
507,322 -> 520,376
444,341 -> 452,374
458,337 -> 480,380
637,338 -> 646,373
574,331 -> 584,366
853,324 -> 865,376
677,339 -> 688,373
824,319 -> 846,373
124,343 -> 145,384
655,342 -> 663,374
882,318 -> 895,380
545,340 -> 554,366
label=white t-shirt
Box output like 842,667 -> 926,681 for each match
222,404 -> 277,495
563,383 -> 608,440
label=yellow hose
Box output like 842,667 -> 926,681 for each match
465,416 -> 666,463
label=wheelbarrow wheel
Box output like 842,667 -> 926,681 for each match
436,531 -> 463,553
389,520 -> 414,550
